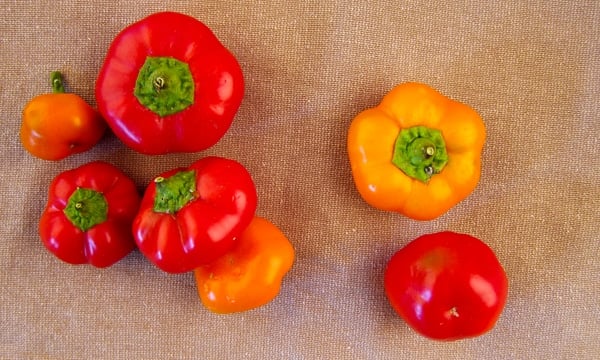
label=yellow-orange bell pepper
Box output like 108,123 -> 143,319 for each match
194,217 -> 295,314
347,82 -> 486,220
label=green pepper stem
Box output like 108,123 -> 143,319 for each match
63,188 -> 108,232
391,126 -> 449,183
134,56 -> 195,117
153,170 -> 197,214
50,71 -> 66,94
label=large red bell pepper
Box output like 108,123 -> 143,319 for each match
133,156 -> 257,273
95,11 -> 244,154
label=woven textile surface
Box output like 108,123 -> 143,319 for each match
1,1 -> 599,359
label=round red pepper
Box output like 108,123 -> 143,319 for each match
95,11 -> 244,154
133,156 -> 257,274
384,231 -> 508,341
39,161 -> 141,267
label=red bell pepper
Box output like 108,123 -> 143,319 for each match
95,11 -> 244,154
384,231 -> 508,340
133,156 -> 257,273
39,161 -> 141,267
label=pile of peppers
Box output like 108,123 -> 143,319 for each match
25,12 -> 294,314
22,11 -> 508,339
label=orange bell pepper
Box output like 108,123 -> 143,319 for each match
347,82 -> 486,220
194,217 -> 295,314
20,71 -> 106,160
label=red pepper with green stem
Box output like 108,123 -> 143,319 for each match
133,156 -> 257,273
39,161 -> 141,267
95,11 -> 244,155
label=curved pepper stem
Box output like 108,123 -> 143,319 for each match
50,71 -> 66,94
63,188 -> 108,231
391,126 -> 449,183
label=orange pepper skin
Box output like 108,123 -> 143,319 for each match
20,72 -> 106,161
347,82 -> 486,220
194,217 -> 295,314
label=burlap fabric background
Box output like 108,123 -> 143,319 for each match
1,1 -> 598,359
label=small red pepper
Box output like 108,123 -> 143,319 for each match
95,11 -> 244,154
133,156 -> 257,273
39,161 -> 141,267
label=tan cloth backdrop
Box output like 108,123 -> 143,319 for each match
1,1 -> 599,359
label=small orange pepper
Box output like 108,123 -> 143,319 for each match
347,82 -> 486,220
20,71 -> 106,160
194,217 -> 295,314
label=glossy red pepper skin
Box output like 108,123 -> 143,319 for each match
133,156 -> 257,274
384,231 -> 508,341
39,161 -> 141,267
95,11 -> 244,154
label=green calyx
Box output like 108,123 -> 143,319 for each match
153,170 -> 197,214
391,126 -> 449,183
134,56 -> 195,117
63,188 -> 108,232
